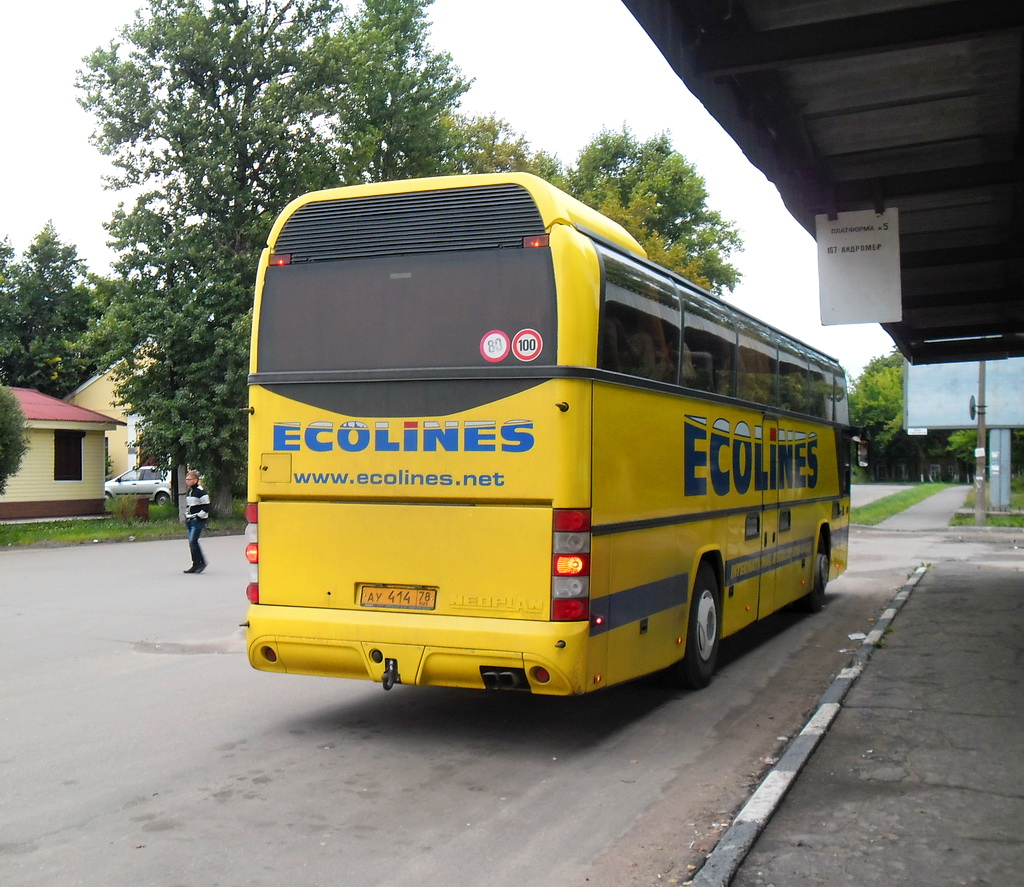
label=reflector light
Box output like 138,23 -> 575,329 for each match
246,583 -> 260,604
268,253 -> 292,266
523,234 -> 549,248
532,667 -> 551,684
244,502 -> 259,523
554,554 -> 588,576
245,542 -> 259,564
554,510 -> 590,532
552,597 -> 589,621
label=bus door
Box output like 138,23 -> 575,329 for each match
757,418 -> 779,618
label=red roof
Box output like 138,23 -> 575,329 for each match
10,388 -> 124,425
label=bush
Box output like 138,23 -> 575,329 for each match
107,496 -> 142,521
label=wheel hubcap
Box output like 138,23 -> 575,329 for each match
696,589 -> 717,660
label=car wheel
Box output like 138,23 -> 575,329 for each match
154,491 -> 171,506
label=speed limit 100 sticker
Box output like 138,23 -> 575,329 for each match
512,329 -> 543,361
480,330 -> 510,363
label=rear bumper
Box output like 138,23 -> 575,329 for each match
246,604 -> 593,695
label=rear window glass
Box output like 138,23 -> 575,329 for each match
257,248 -> 557,373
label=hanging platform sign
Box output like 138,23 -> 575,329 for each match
816,208 -> 902,325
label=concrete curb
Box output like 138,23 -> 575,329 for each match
686,564 -> 930,887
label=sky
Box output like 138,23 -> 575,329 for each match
1,0 -> 896,379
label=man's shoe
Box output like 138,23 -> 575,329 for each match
183,566 -> 198,574
195,564 -> 206,574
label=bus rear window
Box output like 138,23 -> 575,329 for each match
256,248 -> 557,373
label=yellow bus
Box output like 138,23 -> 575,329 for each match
244,173 -> 850,695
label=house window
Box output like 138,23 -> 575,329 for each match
54,430 -> 86,481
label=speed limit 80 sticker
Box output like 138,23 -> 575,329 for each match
480,330 -> 510,362
480,329 -> 544,363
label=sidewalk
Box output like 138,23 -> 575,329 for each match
692,488 -> 1024,886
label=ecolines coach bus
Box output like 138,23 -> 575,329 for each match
243,173 -> 850,695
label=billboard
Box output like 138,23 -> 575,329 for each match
904,359 -> 1024,430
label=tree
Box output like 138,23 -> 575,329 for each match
0,386 -> 27,496
441,113 -> 563,178
564,127 -> 743,294
848,350 -> 960,480
78,0 -> 469,511
331,0 -> 470,183
0,225 -> 99,397
849,351 -> 910,476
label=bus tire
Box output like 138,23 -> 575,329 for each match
797,547 -> 829,613
664,563 -> 720,690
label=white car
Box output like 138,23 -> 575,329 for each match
104,468 -> 172,505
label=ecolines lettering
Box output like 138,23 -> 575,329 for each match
273,419 -> 535,453
684,416 -> 819,496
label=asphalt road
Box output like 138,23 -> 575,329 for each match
1,509 -> 923,887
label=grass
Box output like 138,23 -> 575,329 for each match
0,499 -> 247,548
4,481 -> 1020,547
849,483 -> 954,526
950,483 -> 1024,527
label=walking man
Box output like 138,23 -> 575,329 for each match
183,469 -> 210,574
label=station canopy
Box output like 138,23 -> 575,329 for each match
622,0 -> 1023,365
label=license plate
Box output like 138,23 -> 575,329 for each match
359,584 -> 437,610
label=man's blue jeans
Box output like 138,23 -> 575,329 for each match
186,518 -> 207,568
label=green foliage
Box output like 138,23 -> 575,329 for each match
331,0 -> 470,183
563,127 -> 743,294
77,0 -> 469,511
946,429 -> 977,465
74,0 -> 745,513
0,225 -> 100,397
0,500 -> 247,548
0,386 -> 27,496
441,113 -> 563,177
849,350 -> 904,454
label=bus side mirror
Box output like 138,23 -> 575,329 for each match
852,435 -> 869,468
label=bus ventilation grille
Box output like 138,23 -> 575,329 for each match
274,184 -> 546,262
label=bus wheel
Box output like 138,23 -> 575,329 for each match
664,563 -> 720,690
797,548 -> 829,613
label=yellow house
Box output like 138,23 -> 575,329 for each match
0,388 -> 123,520
66,371 -> 136,477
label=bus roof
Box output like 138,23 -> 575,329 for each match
267,173 -> 647,260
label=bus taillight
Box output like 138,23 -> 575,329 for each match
245,503 -> 259,603
552,509 -> 591,621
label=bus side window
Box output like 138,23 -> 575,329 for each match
682,301 -> 735,396
737,325 -> 778,407
600,312 -> 627,373
778,348 -> 809,413
807,360 -> 832,419
682,346 -> 715,390
601,302 -> 678,383
598,246 -> 681,384
833,371 -> 850,425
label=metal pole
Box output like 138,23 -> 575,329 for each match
974,361 -> 987,526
